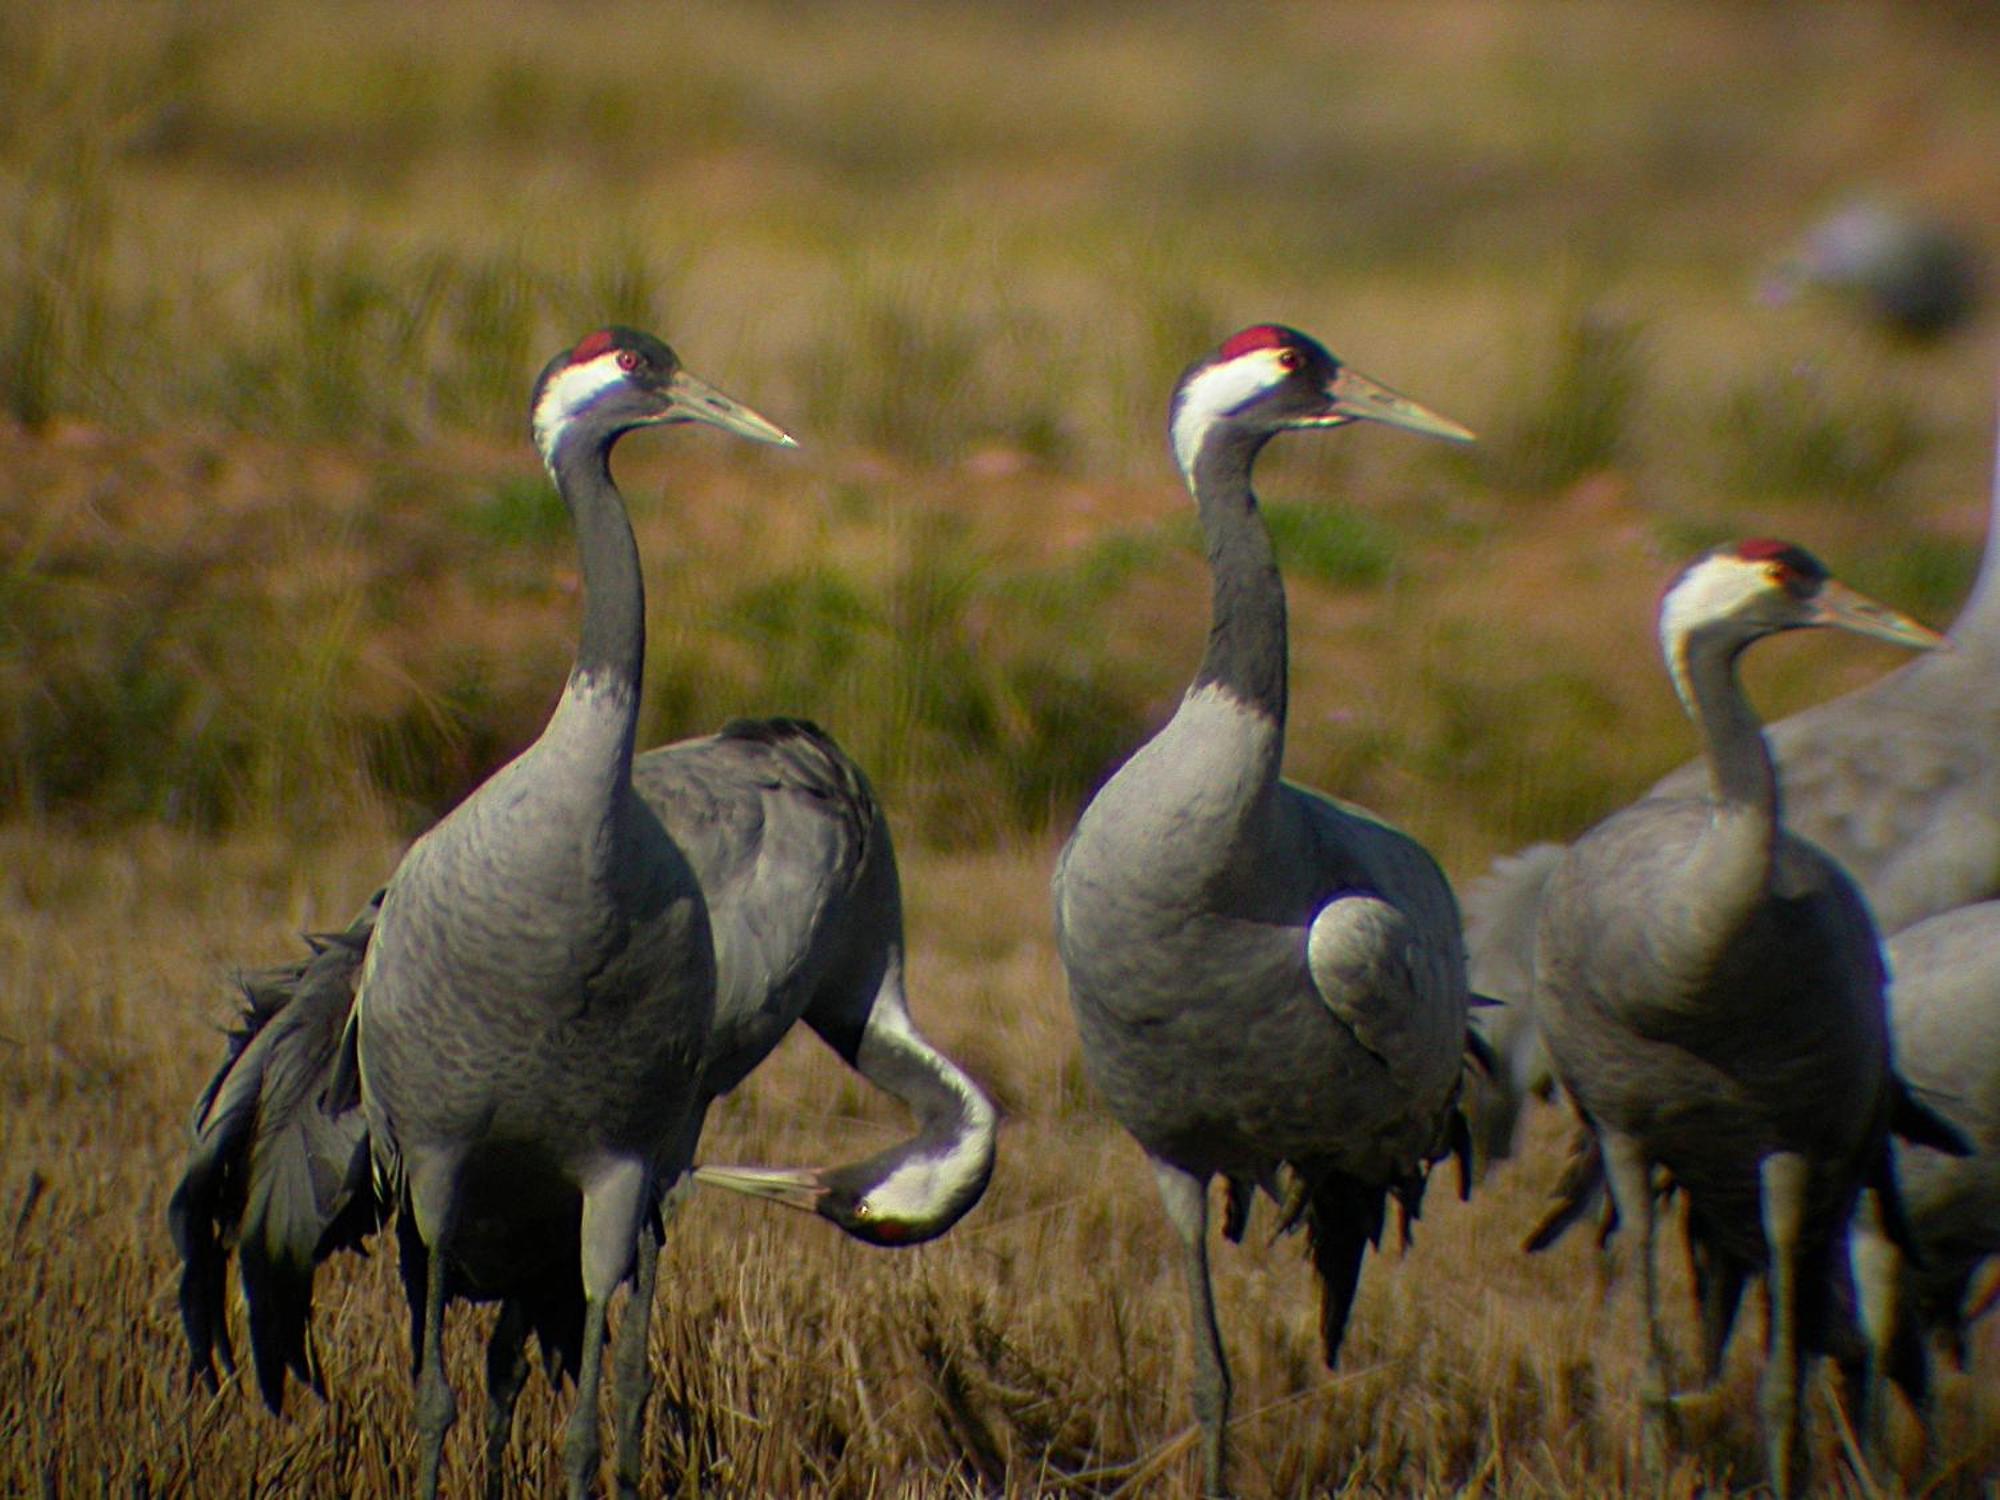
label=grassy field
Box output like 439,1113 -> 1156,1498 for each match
5,0 -> 2000,1493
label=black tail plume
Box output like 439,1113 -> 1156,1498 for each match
1891,1075 -> 1973,1156
168,896 -> 381,1413
1303,1172 -> 1389,1367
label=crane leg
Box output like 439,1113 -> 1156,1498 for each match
1152,1159 -> 1231,1499
1600,1131 -> 1672,1476
415,1230 -> 459,1500
1846,1185 -> 1900,1478
483,1299 -> 531,1500
611,1206 -> 664,1499
569,1159 -> 647,1500
565,1292 -> 611,1500
1689,1229 -> 1747,1387
1758,1151 -> 1809,1500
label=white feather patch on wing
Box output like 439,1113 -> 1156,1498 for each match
533,352 -> 628,466
1171,347 -> 1291,475
1306,891 -> 1427,1086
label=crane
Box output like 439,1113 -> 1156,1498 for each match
1532,538 -> 1953,1497
171,328 -> 792,1500
172,715 -> 997,1493
1763,197 -> 1981,342
1468,388 -> 2000,1166
1052,324 -> 1476,1497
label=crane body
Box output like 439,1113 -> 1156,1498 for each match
1534,540 -> 1948,1497
1054,324 -> 1475,1496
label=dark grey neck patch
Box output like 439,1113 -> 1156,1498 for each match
1186,428 -> 1287,725
547,428 -> 647,695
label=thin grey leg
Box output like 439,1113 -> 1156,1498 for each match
484,1299 -> 531,1500
1847,1186 -> 1900,1477
1152,1159 -> 1231,1499
1759,1151 -> 1810,1500
570,1160 -> 646,1500
565,1294 -> 611,1500
416,1233 -> 459,1500
612,1210 -> 663,1499
1600,1131 -> 1671,1476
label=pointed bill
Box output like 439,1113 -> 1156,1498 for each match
693,1162 -> 826,1212
1313,365 -> 1475,443
1812,579 -> 1947,652
665,369 -> 799,447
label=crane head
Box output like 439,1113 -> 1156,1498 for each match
694,1127 -> 994,1248
1661,539 -> 1946,696
1170,323 -> 1472,476
530,326 -> 797,469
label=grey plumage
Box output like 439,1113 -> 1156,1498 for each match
1468,387 -> 2000,1163
170,719 -> 995,1464
1533,539 -> 1947,1497
171,328 -> 795,1500
1764,197 -> 1981,341
1856,900 -> 2000,1407
1052,324 -> 1476,1497
169,898 -> 381,1410
1460,843 -> 1563,1169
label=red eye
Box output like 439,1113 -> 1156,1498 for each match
1276,348 -> 1302,372
616,349 -> 641,372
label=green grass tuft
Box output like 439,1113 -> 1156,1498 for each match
458,474 -> 567,546
1717,364 -> 1928,507
1479,302 -> 1646,497
1263,501 -> 1400,588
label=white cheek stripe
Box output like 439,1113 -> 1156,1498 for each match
867,1134 -> 990,1221
533,353 -> 628,465
1659,555 -> 1760,709
1172,349 -> 1288,475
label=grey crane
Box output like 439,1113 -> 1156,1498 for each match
1850,898 -> 2000,1414
1763,197 -> 1981,342
1468,390 -> 2000,1166
171,715 -> 997,1492
1052,324 -> 1476,1497
1532,538 -> 1953,1497
182,327 -> 791,1500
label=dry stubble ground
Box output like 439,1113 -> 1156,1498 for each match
6,4 -> 2000,1493
3,826 -> 1996,1497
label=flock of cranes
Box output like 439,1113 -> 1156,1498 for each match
167,320 -> 2000,1499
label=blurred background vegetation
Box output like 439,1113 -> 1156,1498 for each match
3,0 -> 1998,867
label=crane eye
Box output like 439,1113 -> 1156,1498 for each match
1765,561 -> 1815,598
852,1200 -> 872,1220
616,349 -> 642,373
1276,348 -> 1302,373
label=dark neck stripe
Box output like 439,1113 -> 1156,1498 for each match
1186,427 -> 1287,724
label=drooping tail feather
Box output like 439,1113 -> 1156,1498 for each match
167,895 -> 383,1411
1302,1171 -> 1391,1368
1891,1074 -> 1973,1156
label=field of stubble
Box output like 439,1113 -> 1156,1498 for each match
6,2 -> 2000,1494
5,827 -> 1998,1497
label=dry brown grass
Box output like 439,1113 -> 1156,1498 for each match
4,829 -> 1996,1497
8,1 -> 2000,1494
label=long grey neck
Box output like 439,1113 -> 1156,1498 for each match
1185,429 -> 1288,725
1948,381 -> 2000,649
1667,626 -> 1778,947
862,1018 -> 994,1156
846,985 -> 998,1229
547,430 -> 645,768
